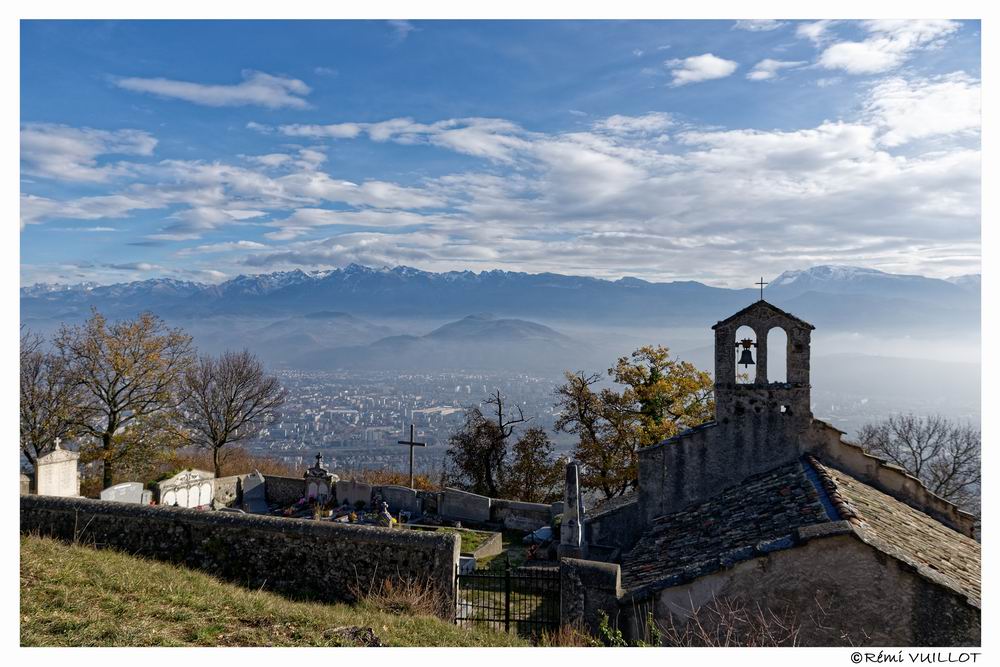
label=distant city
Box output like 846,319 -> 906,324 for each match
248,370 -> 574,476
243,368 -> 981,479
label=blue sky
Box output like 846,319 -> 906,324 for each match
20,19 -> 981,286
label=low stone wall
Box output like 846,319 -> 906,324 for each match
440,488 -> 491,523
490,498 -> 553,531
560,558 -> 624,636
264,475 -> 305,506
586,498 -> 644,553
21,495 -> 460,614
212,475 -> 245,508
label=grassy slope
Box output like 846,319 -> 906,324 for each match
20,535 -> 527,647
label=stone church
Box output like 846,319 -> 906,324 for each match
564,299 -> 980,646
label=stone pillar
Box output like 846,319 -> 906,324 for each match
559,461 -> 586,559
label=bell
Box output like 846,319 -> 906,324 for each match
738,348 -> 755,367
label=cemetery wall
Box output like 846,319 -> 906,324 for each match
559,557 -> 624,636
586,498 -> 644,553
212,475 -> 245,508
264,475 -> 305,506
489,498 -> 554,531
20,495 -> 460,613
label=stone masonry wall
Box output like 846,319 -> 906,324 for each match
21,495 -> 460,614
264,475 -> 305,506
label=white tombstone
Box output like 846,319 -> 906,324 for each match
100,482 -> 146,504
35,439 -> 80,498
157,468 -> 215,508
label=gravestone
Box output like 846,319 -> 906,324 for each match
303,453 -> 339,503
559,461 -> 586,558
100,482 -> 146,504
336,479 -> 373,508
158,469 -> 215,509
379,485 -> 421,515
242,471 -> 268,514
35,440 -> 80,497
439,488 -> 491,523
20,473 -> 31,495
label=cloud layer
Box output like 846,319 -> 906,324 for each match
115,70 -> 312,109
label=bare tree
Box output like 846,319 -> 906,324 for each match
179,349 -> 286,478
20,330 -> 85,469
445,390 -> 536,497
856,414 -> 980,513
484,388 -> 532,441
55,310 -> 195,489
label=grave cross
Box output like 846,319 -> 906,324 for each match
397,424 -> 426,489
755,277 -> 768,301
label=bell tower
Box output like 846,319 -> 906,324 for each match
711,297 -> 815,426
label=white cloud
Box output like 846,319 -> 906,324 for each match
665,53 -> 738,86
105,262 -> 162,272
388,20 -> 416,40
866,73 -> 980,147
115,70 -> 312,109
734,20 -> 785,32
747,59 -> 807,81
20,193 -> 159,228
796,20 -> 836,45
817,20 -> 959,74
177,240 -> 269,256
20,123 -> 156,182
277,117 -> 532,163
592,112 -> 672,135
276,122 -> 364,139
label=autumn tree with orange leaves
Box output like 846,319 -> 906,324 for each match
55,310 -> 195,489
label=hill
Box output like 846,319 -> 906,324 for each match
288,313 -> 584,371
19,535 -> 526,647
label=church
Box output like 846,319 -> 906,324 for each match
563,299 -> 980,646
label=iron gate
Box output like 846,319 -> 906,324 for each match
455,562 -> 560,637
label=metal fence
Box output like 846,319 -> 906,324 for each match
456,561 -> 560,637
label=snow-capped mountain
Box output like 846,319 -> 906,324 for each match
769,265 -> 969,301
20,264 -> 979,337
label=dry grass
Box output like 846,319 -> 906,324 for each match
20,534 -> 527,647
537,624 -> 599,647
659,595 -> 801,647
348,575 -> 450,619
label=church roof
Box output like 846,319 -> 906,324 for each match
620,456 -> 980,607
621,459 -> 833,593
810,457 -> 981,607
711,299 -> 815,330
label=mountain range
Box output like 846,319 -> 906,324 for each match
21,264 -> 980,336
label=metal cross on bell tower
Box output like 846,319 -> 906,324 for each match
755,276 -> 768,301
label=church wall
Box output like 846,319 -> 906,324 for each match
638,409 -> 807,524
806,420 -> 976,536
647,534 -> 979,646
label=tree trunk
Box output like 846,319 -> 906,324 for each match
213,446 -> 221,478
102,433 -> 114,489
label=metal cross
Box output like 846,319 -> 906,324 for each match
755,277 -> 768,301
397,424 -> 426,489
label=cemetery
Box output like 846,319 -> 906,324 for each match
19,301 -> 981,646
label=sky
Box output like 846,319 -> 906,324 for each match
19,19 -> 982,287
